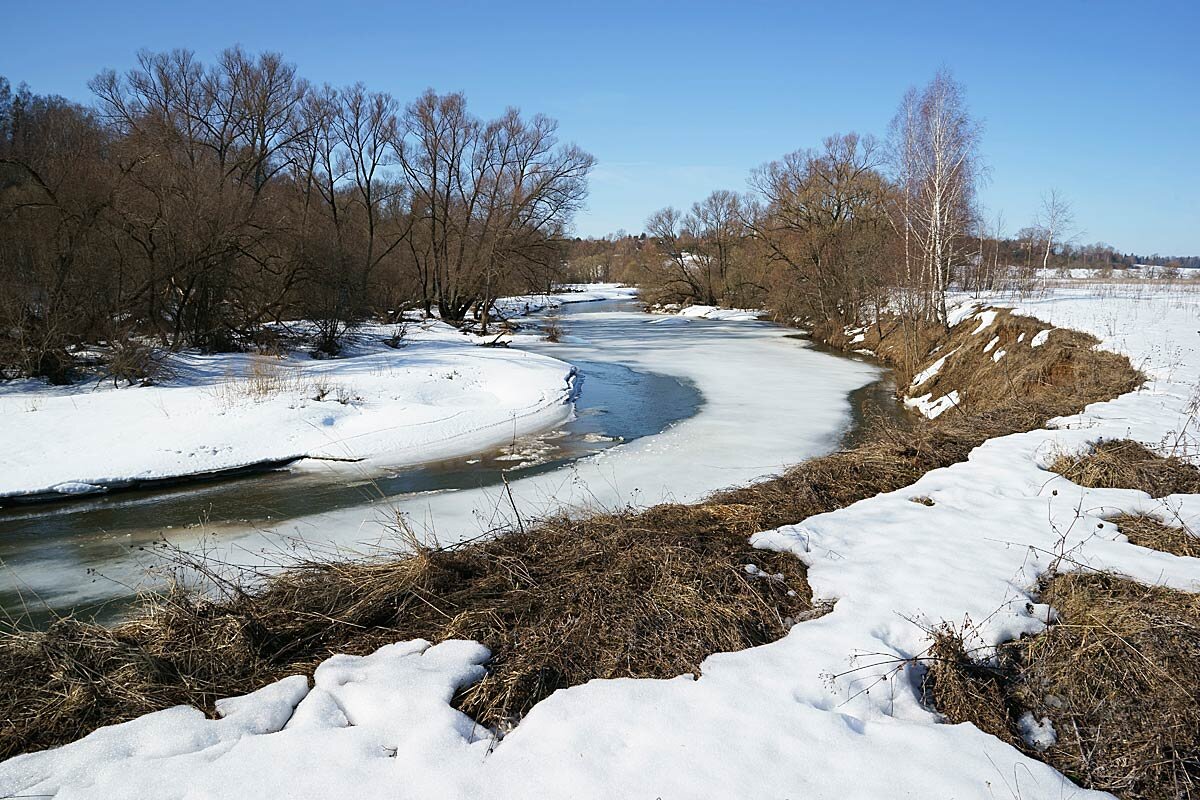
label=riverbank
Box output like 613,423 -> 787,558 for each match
0,288 -> 642,505
6,286 -> 1198,798
0,323 -> 575,504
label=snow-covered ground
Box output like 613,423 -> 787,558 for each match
0,287 -> 635,502
1033,264 -> 1198,281
494,283 -> 639,316
8,286 -> 1200,798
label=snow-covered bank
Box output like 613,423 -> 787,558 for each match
1033,264 -> 1199,281
646,302 -> 765,321
18,288 -> 1200,798
675,304 -> 763,321
0,288 -> 636,503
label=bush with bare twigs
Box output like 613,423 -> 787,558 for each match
542,314 -> 563,343
104,337 -> 171,387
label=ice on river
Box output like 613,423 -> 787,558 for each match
189,301 -> 882,566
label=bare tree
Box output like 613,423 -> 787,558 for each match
1038,189 -> 1074,270
685,190 -> 747,304
644,206 -> 705,302
747,133 -> 891,321
398,91 -> 592,328
889,70 -> 981,325
991,209 -> 1005,282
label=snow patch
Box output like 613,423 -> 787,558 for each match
910,349 -> 956,388
971,310 -> 998,335
676,305 -> 763,321
49,481 -> 105,496
904,390 -> 960,419
1017,712 -> 1058,752
946,300 -> 984,327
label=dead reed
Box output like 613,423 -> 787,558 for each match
1,505 -> 811,757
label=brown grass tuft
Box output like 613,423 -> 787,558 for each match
1109,513 -> 1200,558
922,623 -> 1018,746
1051,439 -> 1200,497
925,573 -> 1200,800
542,312 -> 564,343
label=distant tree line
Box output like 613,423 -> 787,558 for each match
0,48 -> 593,381
578,70 -> 1195,327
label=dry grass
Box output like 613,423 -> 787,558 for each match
820,307 -> 1142,418
925,573 -> 1200,800
0,302 -> 1148,761
542,313 -> 564,343
0,504 -> 812,758
1109,513 -> 1200,559
1051,439 -> 1200,497
1050,440 -> 1200,556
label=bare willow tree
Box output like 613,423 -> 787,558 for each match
90,47 -> 312,350
746,133 -> 892,321
889,70 -> 981,325
0,86 -> 115,381
282,82 -> 410,352
643,206 -> 694,301
398,90 -> 593,328
644,191 -> 751,306
688,190 -> 750,303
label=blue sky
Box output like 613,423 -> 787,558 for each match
2,0 -> 1197,253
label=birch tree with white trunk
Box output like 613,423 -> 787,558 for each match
888,70 -> 981,325
1038,189 -> 1074,270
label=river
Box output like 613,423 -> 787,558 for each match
0,298 -> 897,625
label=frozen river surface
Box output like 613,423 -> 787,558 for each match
0,298 -> 882,621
